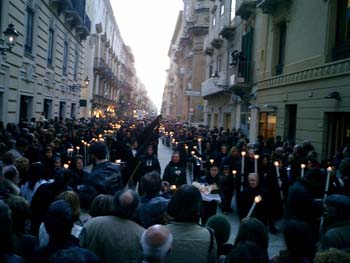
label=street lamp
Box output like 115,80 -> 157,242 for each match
84,76 -> 90,86
0,24 -> 19,55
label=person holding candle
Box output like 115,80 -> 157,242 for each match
67,154 -> 90,191
200,164 -> 221,224
237,173 -> 268,225
163,152 -> 187,189
222,146 -> 242,193
137,145 -> 161,195
218,165 -> 235,214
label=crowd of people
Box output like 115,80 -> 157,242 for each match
0,116 -> 349,263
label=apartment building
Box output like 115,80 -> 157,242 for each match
0,0 -> 90,123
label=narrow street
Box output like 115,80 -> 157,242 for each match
157,138 -> 285,258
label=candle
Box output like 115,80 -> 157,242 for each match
274,161 -> 284,201
247,195 -> 262,217
232,170 -> 237,177
274,161 -> 280,177
83,142 -> 87,165
301,164 -> 306,178
185,145 -> 189,154
199,157 -> 203,170
191,151 -> 195,156
241,151 -> 246,175
170,185 -> 177,190
76,146 -> 80,154
198,138 -> 202,155
67,148 -> 73,158
210,159 -> 214,165
254,155 -> 259,174
324,167 -> 332,205
115,159 -> 121,164
63,164 -> 69,169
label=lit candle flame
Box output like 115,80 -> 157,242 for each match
210,159 -> 214,165
301,164 -> 306,169
274,161 -> 279,167
115,159 -> 121,164
254,155 -> 260,160
241,151 -> 246,156
170,185 -> 176,190
63,164 -> 69,169
327,166 -> 332,172
232,170 -> 237,176
254,195 -> 262,203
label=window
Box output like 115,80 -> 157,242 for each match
62,40 -> 68,75
47,28 -> 54,65
217,56 -> 222,72
259,112 -> 276,140
276,22 -> 286,75
209,64 -> 213,78
333,0 -> 350,60
73,48 -> 79,80
220,3 -> 225,16
25,7 -> 34,54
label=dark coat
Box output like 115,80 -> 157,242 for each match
163,161 -> 187,187
87,161 -> 123,195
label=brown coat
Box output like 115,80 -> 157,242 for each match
80,215 -> 145,263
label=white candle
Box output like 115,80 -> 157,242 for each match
254,155 -> 259,174
247,195 -> 262,217
241,151 -> 246,175
325,167 -> 332,194
199,157 -> 203,170
301,164 -> 306,178
210,159 -> 214,165
76,146 -> 80,154
185,145 -> 188,154
274,161 -> 280,178
198,138 -> 202,155
232,170 -> 237,177
274,161 -> 284,201
63,164 -> 69,169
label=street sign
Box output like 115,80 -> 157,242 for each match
184,90 -> 201,96
197,105 -> 203,110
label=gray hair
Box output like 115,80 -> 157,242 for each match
140,225 -> 173,261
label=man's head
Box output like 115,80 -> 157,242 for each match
44,200 -> 74,244
324,194 -> 350,228
113,189 -> 139,219
140,224 -> 173,262
141,171 -> 161,197
209,165 -> 219,177
89,142 -> 107,161
167,185 -> 202,223
248,173 -> 259,189
171,152 -> 180,164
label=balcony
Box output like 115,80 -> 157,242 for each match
76,13 -> 91,40
236,0 -> 256,20
256,0 -> 290,14
201,76 -> 227,99
220,26 -> 236,40
230,60 -> 253,87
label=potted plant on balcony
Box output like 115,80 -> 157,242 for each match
204,47 -> 214,56
211,38 -> 224,49
220,26 -> 235,40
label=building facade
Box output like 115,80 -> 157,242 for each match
0,0 -> 90,123
162,0 -> 210,124
253,0 -> 350,158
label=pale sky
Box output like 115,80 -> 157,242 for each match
111,1 -> 184,113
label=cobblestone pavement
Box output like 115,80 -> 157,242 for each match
157,139 -> 286,258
